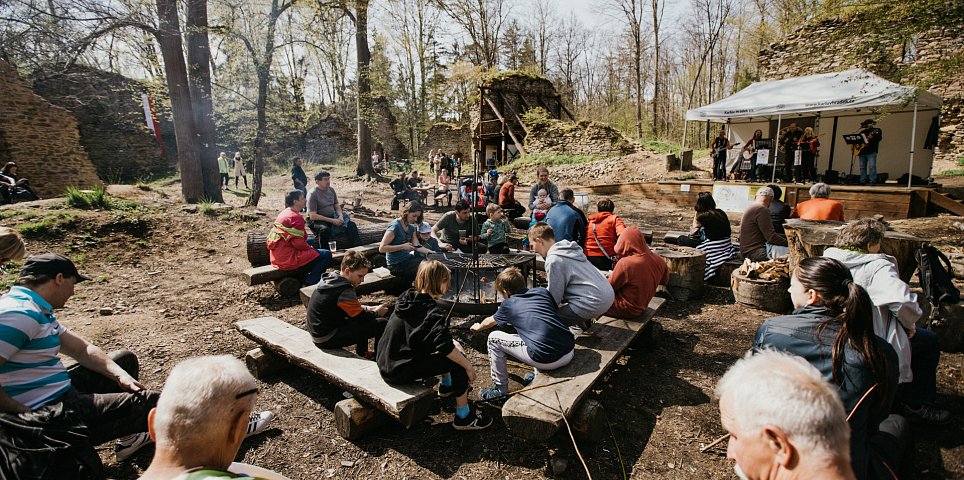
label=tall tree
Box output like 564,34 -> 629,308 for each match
186,0 -> 223,201
431,0 -> 508,69
609,0 -> 646,139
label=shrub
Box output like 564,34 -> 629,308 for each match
65,186 -> 111,209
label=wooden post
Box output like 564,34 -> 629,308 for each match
334,398 -> 392,440
653,246 -> 706,301
244,347 -> 289,378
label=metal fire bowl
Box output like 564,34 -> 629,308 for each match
428,252 -> 537,316
435,297 -> 500,316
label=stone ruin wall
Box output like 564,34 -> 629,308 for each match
524,118 -> 639,158
371,96 -> 409,160
417,123 -> 471,160
302,114 -> 357,166
758,15 -> 964,166
32,66 -> 174,181
0,60 -> 101,197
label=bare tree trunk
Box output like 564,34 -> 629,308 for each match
185,0 -> 223,201
155,0 -> 204,202
651,0 -> 662,138
354,0 -> 378,178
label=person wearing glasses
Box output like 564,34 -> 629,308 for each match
140,356 -> 278,480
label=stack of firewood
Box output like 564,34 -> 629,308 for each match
738,257 -> 790,282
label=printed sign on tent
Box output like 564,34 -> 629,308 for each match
756,149 -> 770,165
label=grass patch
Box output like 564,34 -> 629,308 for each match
504,152 -> 599,171
17,212 -> 77,238
198,199 -> 217,216
939,169 -> 964,177
65,186 -> 111,209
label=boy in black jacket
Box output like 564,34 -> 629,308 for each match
307,251 -> 388,357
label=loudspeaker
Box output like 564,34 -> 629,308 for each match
823,170 -> 840,184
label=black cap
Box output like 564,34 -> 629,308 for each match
860,119 -> 876,126
20,253 -> 91,282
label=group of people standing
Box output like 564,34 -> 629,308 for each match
217,151 -> 248,189
712,123 -> 820,183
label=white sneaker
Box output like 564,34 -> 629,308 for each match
115,432 -> 153,462
245,411 -> 274,438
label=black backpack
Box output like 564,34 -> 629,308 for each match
915,245 -> 961,326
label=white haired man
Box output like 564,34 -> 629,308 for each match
738,187 -> 789,261
716,350 -> 855,480
141,355 -> 277,479
790,182 -> 844,221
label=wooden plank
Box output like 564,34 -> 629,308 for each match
235,317 -> 434,428
331,243 -> 381,264
299,272 -> 399,307
501,297 -> 666,441
242,264 -> 291,286
929,191 -> 964,216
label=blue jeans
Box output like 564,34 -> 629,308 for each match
900,327 -> 940,407
859,152 -> 877,184
303,237 -> 333,286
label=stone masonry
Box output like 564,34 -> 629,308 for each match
758,11 -> 964,165
0,60 -> 101,197
417,123 -> 471,160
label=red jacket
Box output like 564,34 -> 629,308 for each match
584,212 -> 626,258
267,208 -> 320,270
606,227 -> 669,319
790,197 -> 844,221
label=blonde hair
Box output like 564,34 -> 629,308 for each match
0,227 -> 25,263
485,203 -> 502,217
414,260 -> 450,297
528,222 -> 555,242
804,127 -> 814,136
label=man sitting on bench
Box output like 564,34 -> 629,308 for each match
140,355 -> 275,479
528,222 -> 614,334
268,190 -> 333,286
307,250 -> 389,358
470,267 -> 575,402
307,171 -> 361,248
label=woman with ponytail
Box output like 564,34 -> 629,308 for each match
753,256 -> 909,480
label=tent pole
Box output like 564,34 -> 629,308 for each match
771,114 -> 782,184
907,101 -> 918,189
680,120 -> 688,171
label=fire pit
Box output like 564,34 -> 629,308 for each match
429,252 -> 538,315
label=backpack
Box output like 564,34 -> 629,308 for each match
915,245 -> 961,326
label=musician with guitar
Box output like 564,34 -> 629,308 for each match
738,129 -> 764,181
857,119 -> 883,185
711,128 -> 732,181
779,123 -> 804,183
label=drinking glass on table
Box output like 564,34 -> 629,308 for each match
328,241 -> 337,251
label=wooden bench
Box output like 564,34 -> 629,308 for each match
299,271 -> 400,307
235,317 -> 435,439
500,296 -> 666,442
241,243 -> 383,297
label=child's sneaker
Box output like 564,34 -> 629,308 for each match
522,372 -> 536,385
480,388 -> 507,401
453,409 -> 493,431
245,411 -> 275,437
115,432 -> 153,462
438,383 -> 459,398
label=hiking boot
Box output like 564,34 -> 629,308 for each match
903,404 -> 950,424
453,409 -> 493,431
115,432 -> 153,462
245,411 -> 275,437
523,372 -> 536,386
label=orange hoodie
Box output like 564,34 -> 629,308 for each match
584,211 -> 626,258
606,227 -> 669,319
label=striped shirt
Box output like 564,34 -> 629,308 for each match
0,286 -> 71,409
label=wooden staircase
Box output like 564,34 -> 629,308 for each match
929,190 -> 964,216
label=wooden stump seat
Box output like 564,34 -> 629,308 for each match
500,297 -> 666,441
235,317 -> 435,439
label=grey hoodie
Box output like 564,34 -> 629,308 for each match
823,247 -> 921,383
545,240 -> 615,319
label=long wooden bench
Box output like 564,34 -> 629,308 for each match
235,317 -> 435,439
299,271 -> 400,307
500,296 -> 666,441
241,243 -> 382,297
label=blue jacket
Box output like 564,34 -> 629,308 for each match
544,201 -> 587,246
754,305 -> 899,480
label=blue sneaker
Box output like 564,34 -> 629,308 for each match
480,388 -> 507,401
523,372 -> 536,385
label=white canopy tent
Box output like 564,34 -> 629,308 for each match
683,69 -> 943,187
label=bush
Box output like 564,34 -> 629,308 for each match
65,186 -> 111,209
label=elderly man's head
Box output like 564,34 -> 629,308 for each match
716,350 -> 851,480
755,187 -> 774,207
149,356 -> 260,470
809,182 -> 831,199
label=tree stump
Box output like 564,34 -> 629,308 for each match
334,398 -> 391,440
274,277 -> 302,298
570,398 -> 606,443
244,347 -> 290,378
653,245 -> 706,301
783,219 -> 926,282
246,231 -> 270,267
731,270 -> 792,313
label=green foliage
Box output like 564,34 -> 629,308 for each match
504,152 -> 599,171
65,186 -> 111,209
17,212 -> 77,238
198,199 -> 217,216
520,108 -> 554,130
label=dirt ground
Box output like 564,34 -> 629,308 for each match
0,166 -> 961,480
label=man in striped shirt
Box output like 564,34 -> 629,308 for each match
0,253 -> 158,463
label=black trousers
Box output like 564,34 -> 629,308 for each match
382,354 -> 469,397
63,350 -> 159,444
316,316 -> 388,356
587,255 -> 613,271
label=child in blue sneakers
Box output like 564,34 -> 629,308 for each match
470,267 -> 575,400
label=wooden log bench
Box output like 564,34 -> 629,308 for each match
500,296 -> 666,442
235,317 -> 435,440
241,243 -> 383,297
299,271 -> 401,307
246,225 -> 386,267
